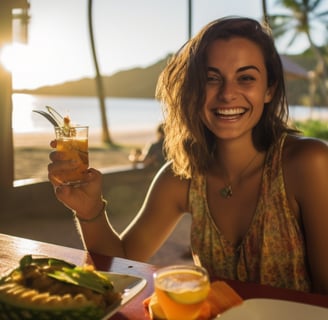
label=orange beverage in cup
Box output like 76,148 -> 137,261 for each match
153,265 -> 210,320
55,126 -> 89,185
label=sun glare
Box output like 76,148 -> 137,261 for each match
0,43 -> 44,89
0,44 -> 15,72
0,43 -> 29,73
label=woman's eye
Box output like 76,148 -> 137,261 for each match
239,74 -> 256,82
207,74 -> 222,83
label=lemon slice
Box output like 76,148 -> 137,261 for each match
166,286 -> 209,304
148,294 -> 166,319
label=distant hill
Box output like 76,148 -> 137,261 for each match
15,53 -> 317,105
15,55 -> 171,98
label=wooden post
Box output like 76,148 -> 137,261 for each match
0,1 -> 14,192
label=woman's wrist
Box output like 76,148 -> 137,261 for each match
73,198 -> 107,223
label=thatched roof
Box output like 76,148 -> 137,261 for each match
280,55 -> 310,80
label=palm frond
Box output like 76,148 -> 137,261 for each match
309,0 -> 323,11
316,10 -> 328,19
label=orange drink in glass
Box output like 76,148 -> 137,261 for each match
55,125 -> 89,185
153,265 -> 210,320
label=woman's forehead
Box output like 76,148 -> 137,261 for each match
206,37 -> 266,70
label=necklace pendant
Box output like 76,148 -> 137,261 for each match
220,185 -> 232,199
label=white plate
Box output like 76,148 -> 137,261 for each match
217,298 -> 328,320
100,271 -> 147,320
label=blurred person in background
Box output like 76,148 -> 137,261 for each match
129,123 -> 166,169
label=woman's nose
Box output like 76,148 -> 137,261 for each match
218,81 -> 237,102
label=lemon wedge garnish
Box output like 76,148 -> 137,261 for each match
166,286 -> 209,305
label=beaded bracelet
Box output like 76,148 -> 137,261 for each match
74,198 -> 107,223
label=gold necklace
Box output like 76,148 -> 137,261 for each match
219,152 -> 260,199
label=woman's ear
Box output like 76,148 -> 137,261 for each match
264,83 -> 276,103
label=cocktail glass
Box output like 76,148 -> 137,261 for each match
54,125 -> 89,185
153,265 -> 210,320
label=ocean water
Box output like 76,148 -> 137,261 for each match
12,94 -> 164,134
12,93 -> 328,134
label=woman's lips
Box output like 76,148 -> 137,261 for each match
213,107 -> 247,119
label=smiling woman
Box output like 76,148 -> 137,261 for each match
45,16 -> 328,296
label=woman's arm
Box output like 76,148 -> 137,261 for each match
49,157 -> 189,261
285,137 -> 328,293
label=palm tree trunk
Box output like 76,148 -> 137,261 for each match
188,0 -> 192,39
261,0 -> 270,25
88,0 -> 113,145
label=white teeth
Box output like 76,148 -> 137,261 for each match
215,108 -> 245,116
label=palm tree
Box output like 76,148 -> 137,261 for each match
262,0 -> 269,25
268,0 -> 328,105
188,0 -> 192,39
88,0 -> 113,145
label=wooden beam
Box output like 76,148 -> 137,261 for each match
0,0 -> 14,192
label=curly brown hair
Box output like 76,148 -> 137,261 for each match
156,16 -> 298,179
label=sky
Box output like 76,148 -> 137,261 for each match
1,0 -> 327,90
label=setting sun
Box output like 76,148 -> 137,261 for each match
0,41 -> 67,90
0,43 -> 43,89
0,43 -> 28,72
0,45 -> 12,72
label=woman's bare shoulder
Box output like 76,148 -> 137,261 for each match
153,161 -> 190,185
148,161 -> 191,211
284,135 -> 328,167
283,135 -> 328,194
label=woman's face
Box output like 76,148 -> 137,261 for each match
201,36 -> 274,142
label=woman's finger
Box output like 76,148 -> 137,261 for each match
50,140 -> 57,148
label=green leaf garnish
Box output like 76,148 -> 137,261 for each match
18,254 -> 75,269
48,267 -> 114,294
15,255 -> 113,294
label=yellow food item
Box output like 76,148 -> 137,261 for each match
0,255 -> 121,320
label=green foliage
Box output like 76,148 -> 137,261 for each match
294,119 -> 328,140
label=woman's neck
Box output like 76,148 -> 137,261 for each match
213,139 -> 264,182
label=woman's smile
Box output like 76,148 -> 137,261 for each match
213,107 -> 248,120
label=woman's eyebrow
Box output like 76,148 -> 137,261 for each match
237,65 -> 260,73
207,66 -> 220,73
207,65 -> 260,73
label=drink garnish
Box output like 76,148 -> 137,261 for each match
33,106 -> 72,136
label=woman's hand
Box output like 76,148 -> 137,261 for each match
48,141 -> 104,218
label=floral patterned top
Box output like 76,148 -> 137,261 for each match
189,134 -> 311,292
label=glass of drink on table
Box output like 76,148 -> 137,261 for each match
54,124 -> 89,185
153,265 -> 210,320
